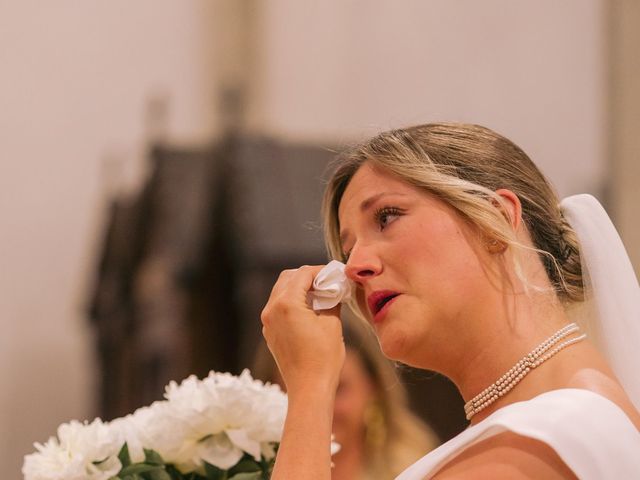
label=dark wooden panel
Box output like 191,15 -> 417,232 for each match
89,134 -> 468,442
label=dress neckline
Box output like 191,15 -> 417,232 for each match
395,388 -> 640,480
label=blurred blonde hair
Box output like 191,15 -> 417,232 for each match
252,311 -> 438,479
322,123 -> 584,317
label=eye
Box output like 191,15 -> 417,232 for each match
374,206 -> 404,230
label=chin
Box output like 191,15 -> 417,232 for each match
377,320 -> 433,368
376,323 -> 409,361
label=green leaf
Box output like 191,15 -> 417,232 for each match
147,470 -> 173,480
120,463 -> 163,475
228,473 -> 263,480
121,475 -> 144,480
164,465 -> 188,480
228,458 -> 261,475
144,448 -> 165,465
203,462 -> 227,480
118,443 -> 132,468
260,457 -> 274,473
164,463 -> 185,480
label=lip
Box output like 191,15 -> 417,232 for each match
367,290 -> 401,323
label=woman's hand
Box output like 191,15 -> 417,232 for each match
261,265 -> 346,397
261,265 -> 345,480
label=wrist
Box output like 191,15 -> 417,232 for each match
286,381 -> 337,410
271,380 -> 335,480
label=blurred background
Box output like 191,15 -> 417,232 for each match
1,0 -> 639,477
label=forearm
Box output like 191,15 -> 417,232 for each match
271,387 -> 335,480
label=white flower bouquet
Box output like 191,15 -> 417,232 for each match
23,370 -> 289,480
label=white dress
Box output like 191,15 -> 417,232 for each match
395,389 -> 640,480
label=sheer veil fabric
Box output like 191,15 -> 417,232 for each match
560,194 -> 640,410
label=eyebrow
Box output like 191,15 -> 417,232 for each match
339,192 -> 407,247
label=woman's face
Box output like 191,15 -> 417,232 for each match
332,349 -> 376,448
338,163 -> 491,369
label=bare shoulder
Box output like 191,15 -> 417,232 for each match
431,431 -> 577,480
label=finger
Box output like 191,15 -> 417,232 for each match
262,265 -> 331,325
316,304 -> 341,319
271,264 -> 326,298
276,268 -> 298,281
290,264 -> 326,290
265,269 -> 297,303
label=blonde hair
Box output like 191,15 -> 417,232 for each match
322,123 -> 584,307
252,313 -> 438,479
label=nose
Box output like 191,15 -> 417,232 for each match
344,243 -> 382,284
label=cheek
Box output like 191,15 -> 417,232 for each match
355,289 -> 371,320
334,389 -> 372,434
401,217 -> 483,289
334,392 -> 362,416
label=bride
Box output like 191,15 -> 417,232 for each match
260,123 -> 640,479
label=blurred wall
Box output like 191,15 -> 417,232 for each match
0,0 -> 618,478
0,1 -> 217,476
249,0 -> 607,198
610,0 -> 640,270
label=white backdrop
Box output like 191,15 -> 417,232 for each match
0,1 -> 218,476
251,0 -> 606,197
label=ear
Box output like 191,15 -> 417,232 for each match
494,189 -> 522,231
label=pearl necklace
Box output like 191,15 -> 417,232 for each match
464,322 -> 587,421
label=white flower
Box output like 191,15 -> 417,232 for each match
114,400 -> 194,466
161,369 -> 288,471
23,418 -> 122,480
330,437 -> 341,456
196,432 -> 244,470
109,406 -> 153,464
23,369 -> 293,478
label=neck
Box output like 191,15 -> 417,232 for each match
331,435 -> 366,480
452,288 -> 575,423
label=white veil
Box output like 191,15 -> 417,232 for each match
560,194 -> 640,410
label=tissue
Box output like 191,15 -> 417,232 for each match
308,260 -> 354,310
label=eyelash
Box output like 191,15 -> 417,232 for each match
374,206 -> 404,230
342,206 -> 404,260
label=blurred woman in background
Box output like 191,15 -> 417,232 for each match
252,312 -> 437,480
